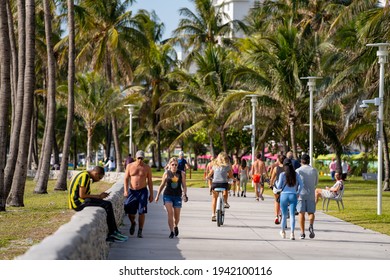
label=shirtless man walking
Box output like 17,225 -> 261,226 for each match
124,150 -> 153,238
250,153 -> 268,201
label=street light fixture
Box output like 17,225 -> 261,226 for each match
300,76 -> 321,167
363,43 -> 389,215
124,104 -> 135,156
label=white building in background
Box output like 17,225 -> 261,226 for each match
213,0 -> 259,38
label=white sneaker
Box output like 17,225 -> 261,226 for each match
290,233 -> 295,240
279,230 -> 286,239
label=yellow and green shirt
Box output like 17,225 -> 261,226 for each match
68,171 -> 91,209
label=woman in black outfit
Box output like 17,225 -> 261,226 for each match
156,157 -> 188,238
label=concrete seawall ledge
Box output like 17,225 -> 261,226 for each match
17,174 -> 125,260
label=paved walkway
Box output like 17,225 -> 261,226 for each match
108,187 -> 390,260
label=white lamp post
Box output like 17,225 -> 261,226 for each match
301,76 -> 321,166
124,104 -> 135,156
246,95 -> 258,166
244,95 -> 258,190
364,43 -> 389,215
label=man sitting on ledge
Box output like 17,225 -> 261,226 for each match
68,166 -> 128,243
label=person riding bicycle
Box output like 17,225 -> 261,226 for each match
207,152 -> 234,222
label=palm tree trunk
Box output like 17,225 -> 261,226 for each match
27,97 -> 38,170
55,0 -> 75,191
111,115 -> 122,172
72,136 -> 77,170
4,0 -> 26,199
52,126 -> 60,165
34,0 -> 56,194
382,126 -> 390,191
34,86 -> 47,181
105,121 -> 112,159
289,120 -> 297,159
6,0 -> 18,123
209,136 -> 215,157
0,0 -> 12,211
157,129 -> 162,171
7,0 -> 35,207
221,130 -> 228,153
86,127 -> 93,170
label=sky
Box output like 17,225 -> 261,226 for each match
131,0 -> 195,40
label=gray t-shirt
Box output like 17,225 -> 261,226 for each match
212,165 -> 231,183
296,165 -> 318,200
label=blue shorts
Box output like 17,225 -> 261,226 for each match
163,195 -> 182,208
296,199 -> 316,213
124,188 -> 148,215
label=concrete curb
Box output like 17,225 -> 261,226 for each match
17,175 -> 125,260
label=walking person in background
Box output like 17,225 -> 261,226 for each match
124,150 -> 153,238
68,166 -> 128,242
329,158 -> 337,180
155,157 -> 188,239
124,153 -> 134,168
178,151 -> 191,177
250,153 -> 268,201
207,152 -> 234,222
341,159 -> 349,181
232,156 -> 240,196
286,151 -> 301,170
275,158 -> 304,240
239,159 -> 249,197
269,154 -> 286,224
204,156 -> 214,194
104,157 -> 115,172
296,154 -> 318,239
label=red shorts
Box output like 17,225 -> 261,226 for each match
252,174 -> 261,183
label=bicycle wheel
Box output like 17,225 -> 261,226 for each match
217,209 -> 222,227
221,208 -> 225,225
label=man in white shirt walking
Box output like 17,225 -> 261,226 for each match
296,154 -> 318,239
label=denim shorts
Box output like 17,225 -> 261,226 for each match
163,195 -> 182,208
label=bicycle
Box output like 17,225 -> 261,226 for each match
214,188 -> 226,227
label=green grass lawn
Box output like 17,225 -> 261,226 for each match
0,170 -> 389,260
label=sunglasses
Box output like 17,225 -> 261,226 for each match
137,157 -> 144,160
171,164 -> 178,166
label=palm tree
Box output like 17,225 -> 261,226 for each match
133,10 -> 176,170
7,0 -> 36,207
71,72 -> 115,170
0,0 -> 12,211
240,17 -> 317,157
172,0 -> 242,67
3,0 -> 26,205
34,0 -> 58,194
57,71 -> 140,170
54,0 -> 76,191
158,44 -> 241,154
73,0 -> 148,171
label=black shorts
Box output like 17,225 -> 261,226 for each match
211,182 -> 229,191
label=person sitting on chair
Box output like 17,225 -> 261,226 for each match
315,172 -> 344,204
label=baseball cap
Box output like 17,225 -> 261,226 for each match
179,151 -> 184,156
283,158 -> 292,166
136,150 -> 145,159
301,154 -> 310,163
